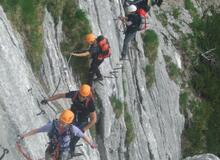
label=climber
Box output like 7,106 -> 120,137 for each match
119,5 -> 141,60
70,33 -> 111,86
18,109 -> 96,160
41,84 -> 96,157
125,0 -> 163,12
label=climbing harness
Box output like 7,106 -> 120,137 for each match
0,145 -> 9,160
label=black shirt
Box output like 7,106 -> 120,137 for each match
89,43 -> 101,60
126,13 -> 141,33
65,91 -> 95,123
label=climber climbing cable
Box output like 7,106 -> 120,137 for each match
41,84 -> 97,157
69,33 -> 111,86
119,5 -> 142,60
17,110 -> 96,160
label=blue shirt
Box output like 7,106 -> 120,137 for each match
37,121 -> 84,151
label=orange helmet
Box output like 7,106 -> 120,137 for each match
59,109 -> 74,124
79,84 -> 91,97
85,33 -> 96,44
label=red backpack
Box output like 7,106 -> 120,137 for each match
136,8 -> 148,31
96,35 -> 111,60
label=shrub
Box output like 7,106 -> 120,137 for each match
124,104 -> 135,145
172,7 -> 180,19
45,0 -> 65,25
182,100 -> 211,157
163,55 -> 181,81
110,96 -> 123,119
142,30 -> 159,64
182,9 -> 220,156
179,91 -> 189,108
145,64 -> 155,87
169,63 -> 181,80
184,0 -> 197,17
0,0 -> 44,72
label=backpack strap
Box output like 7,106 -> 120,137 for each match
71,91 -> 79,103
48,120 -> 59,140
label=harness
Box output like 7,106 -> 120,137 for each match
47,120 -> 72,155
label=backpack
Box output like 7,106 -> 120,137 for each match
96,35 -> 111,60
136,8 -> 148,31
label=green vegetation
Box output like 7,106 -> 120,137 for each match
163,55 -> 172,63
163,55 -> 181,81
0,0 -> 91,80
180,6 -> 220,157
168,63 -> 181,80
179,91 -> 189,108
142,30 -> 158,87
145,64 -> 155,87
182,100 -> 211,156
45,0 -> 65,25
184,0 -> 197,17
156,12 -> 168,27
142,30 -> 159,64
0,0 -> 44,72
61,1 -> 91,82
110,96 -> 123,119
124,104 -> 135,145
172,7 -> 180,19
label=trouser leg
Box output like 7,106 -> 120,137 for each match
59,151 -> 70,160
69,136 -> 81,156
95,60 -> 103,78
121,31 -> 137,58
88,59 -> 103,85
69,122 -> 87,157
45,150 -> 53,160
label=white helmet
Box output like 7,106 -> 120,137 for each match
127,5 -> 137,13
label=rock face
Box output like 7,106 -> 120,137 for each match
0,6 -> 49,160
0,0 -> 218,160
79,0 -> 185,160
184,154 -> 220,160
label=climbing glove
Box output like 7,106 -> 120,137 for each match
40,99 -> 48,105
